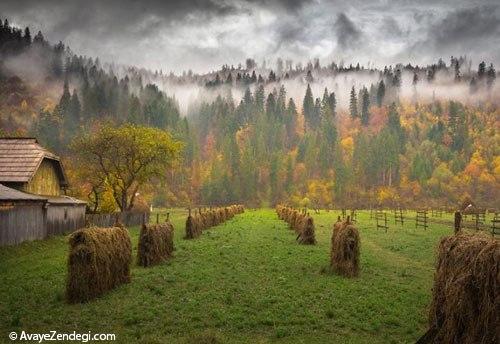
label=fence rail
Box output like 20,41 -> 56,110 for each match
416,210 -> 428,230
394,208 -> 404,225
375,210 -> 388,232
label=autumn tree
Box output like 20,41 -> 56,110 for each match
71,124 -> 183,211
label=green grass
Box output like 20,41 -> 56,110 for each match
0,209 -> 455,343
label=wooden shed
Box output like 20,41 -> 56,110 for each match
0,137 -> 68,195
0,184 -> 47,245
0,184 -> 86,246
0,138 -> 86,246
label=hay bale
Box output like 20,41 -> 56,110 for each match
137,223 -> 173,267
295,213 -> 306,234
330,218 -> 360,277
331,216 -> 343,242
425,233 -> 499,344
185,209 -> 198,239
165,213 -> 175,252
297,215 -> 316,245
66,226 -> 132,303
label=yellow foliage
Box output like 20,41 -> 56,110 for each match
377,187 -> 398,206
340,136 -> 354,155
100,187 -> 118,213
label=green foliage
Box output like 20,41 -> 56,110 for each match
71,124 -> 183,211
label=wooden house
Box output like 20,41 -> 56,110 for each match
0,138 -> 68,195
0,138 -> 86,246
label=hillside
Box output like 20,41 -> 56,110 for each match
0,18 -> 498,209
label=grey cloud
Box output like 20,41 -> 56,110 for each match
335,13 -> 362,49
0,0 -> 499,72
432,6 -> 500,46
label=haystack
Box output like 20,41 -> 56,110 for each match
137,223 -> 173,267
297,215 -> 316,245
330,217 -> 360,277
185,209 -> 199,239
66,226 -> 132,303
423,233 -> 499,344
331,216 -> 343,244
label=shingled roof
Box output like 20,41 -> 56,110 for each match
0,138 -> 68,186
0,183 -> 47,201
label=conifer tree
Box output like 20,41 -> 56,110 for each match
360,87 -> 370,125
349,86 -> 358,118
303,84 -> 314,130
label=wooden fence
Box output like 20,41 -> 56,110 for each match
491,213 -> 499,236
394,208 -> 404,225
85,211 -> 149,227
416,210 -> 428,230
375,210 -> 388,232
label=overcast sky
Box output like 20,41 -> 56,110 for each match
1,0 -> 499,73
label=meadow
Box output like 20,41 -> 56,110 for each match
0,209 -> 458,343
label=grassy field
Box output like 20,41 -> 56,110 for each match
0,209 -> 458,343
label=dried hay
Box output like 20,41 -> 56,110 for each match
137,222 -> 173,267
185,209 -> 199,239
297,215 -> 316,245
424,233 -> 499,344
330,217 -> 360,277
66,226 -> 132,303
184,205 -> 244,240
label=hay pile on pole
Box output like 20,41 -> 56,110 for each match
421,233 -> 499,344
185,208 -> 200,239
137,219 -> 174,267
276,205 -> 316,245
184,205 -> 244,239
331,216 -> 343,243
66,226 -> 132,303
330,216 -> 360,277
297,214 -> 316,244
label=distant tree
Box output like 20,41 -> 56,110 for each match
265,92 -> 276,118
349,86 -> 358,118
57,79 -> 71,116
412,72 -> 419,86
376,80 -> 385,107
486,63 -> 496,89
305,70 -> 313,83
33,30 -> 45,44
328,92 -> 337,118
454,59 -> 461,82
303,84 -> 314,130
360,87 -> 370,125
478,61 -> 486,79
23,27 -> 31,45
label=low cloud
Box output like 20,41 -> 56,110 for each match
0,0 -> 498,72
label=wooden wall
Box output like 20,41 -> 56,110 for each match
0,202 -> 148,246
46,205 -> 86,236
23,160 -> 61,196
0,202 -> 85,246
0,202 -> 47,246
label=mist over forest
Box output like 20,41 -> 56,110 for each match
0,3 -> 499,210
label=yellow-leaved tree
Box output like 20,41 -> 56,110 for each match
71,124 -> 183,212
